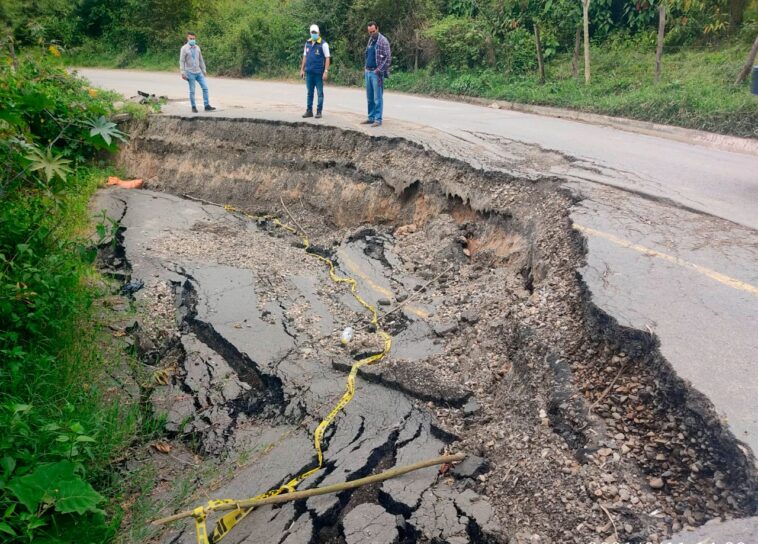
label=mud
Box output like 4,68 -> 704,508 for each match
104,116 -> 755,544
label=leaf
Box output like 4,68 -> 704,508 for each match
7,461 -> 104,516
0,456 -> 15,476
75,435 -> 96,443
85,116 -> 126,146
69,422 -> 85,434
53,479 -> 105,515
0,522 -> 15,536
151,441 -> 172,454
24,147 -> 72,183
7,461 -> 75,512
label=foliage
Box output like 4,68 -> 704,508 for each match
0,54 -> 139,542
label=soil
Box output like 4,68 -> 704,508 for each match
102,116 -> 756,544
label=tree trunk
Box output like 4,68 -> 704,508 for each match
655,3 -> 666,83
6,35 -> 18,72
729,0 -> 747,30
534,23 -> 545,84
414,29 -> 419,72
735,33 -> 758,85
582,0 -> 591,84
485,35 -> 496,68
572,27 -> 581,78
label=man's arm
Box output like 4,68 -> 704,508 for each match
324,43 -> 331,80
375,37 -> 391,75
199,49 -> 207,75
179,47 -> 187,79
300,46 -> 306,78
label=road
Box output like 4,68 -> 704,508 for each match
79,68 -> 758,460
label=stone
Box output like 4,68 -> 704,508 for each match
378,298 -> 392,306
461,310 -> 480,324
434,321 -> 459,336
451,455 -> 490,479
462,397 -> 481,416
649,477 -> 665,489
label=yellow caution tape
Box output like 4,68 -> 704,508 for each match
188,204 -> 392,544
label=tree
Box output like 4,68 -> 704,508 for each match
655,1 -> 666,82
728,0 -> 748,30
582,0 -> 591,84
735,33 -> 758,85
533,23 -> 545,83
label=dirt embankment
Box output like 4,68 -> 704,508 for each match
112,116 -> 756,544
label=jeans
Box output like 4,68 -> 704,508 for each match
186,72 -> 209,109
365,71 -> 383,123
305,72 -> 324,112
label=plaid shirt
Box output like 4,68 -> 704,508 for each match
366,33 -> 392,77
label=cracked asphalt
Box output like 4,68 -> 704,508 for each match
80,68 -> 758,461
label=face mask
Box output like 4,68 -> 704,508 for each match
310,33 -> 318,40
188,39 -> 196,45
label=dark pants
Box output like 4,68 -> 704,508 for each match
305,72 -> 324,112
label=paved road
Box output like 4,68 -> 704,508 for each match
79,68 -> 758,458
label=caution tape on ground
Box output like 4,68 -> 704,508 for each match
187,204 -> 392,544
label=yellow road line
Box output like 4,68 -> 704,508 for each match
340,253 -> 430,318
574,224 -> 758,296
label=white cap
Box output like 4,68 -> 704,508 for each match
310,24 -> 319,33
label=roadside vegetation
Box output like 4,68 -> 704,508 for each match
3,0 -> 757,137
0,51 -> 150,542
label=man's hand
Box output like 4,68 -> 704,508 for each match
323,71 -> 329,81
181,73 -> 188,81
300,69 -> 305,79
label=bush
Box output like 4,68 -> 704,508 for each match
424,16 -> 491,69
0,54 -> 137,543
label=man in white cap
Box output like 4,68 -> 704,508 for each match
299,24 -> 331,118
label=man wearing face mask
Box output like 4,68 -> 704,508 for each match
179,32 -> 216,113
299,24 -> 331,119
363,21 -> 391,127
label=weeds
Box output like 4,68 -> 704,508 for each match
0,55 -> 144,542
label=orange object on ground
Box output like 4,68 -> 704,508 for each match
107,176 -> 144,189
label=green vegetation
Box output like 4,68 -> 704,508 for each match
0,55 -> 143,542
3,0 -> 757,136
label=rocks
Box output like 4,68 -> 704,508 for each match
649,477 -> 665,490
378,297 -> 392,306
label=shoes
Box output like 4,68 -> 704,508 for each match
192,107 -> 198,113
302,110 -> 314,118
371,121 -> 382,127
204,105 -> 216,111
360,119 -> 374,124
315,112 -> 322,119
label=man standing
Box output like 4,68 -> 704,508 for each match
363,21 -> 391,127
179,32 -> 216,113
300,24 -> 331,119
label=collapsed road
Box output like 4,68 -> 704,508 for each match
95,116 -> 756,544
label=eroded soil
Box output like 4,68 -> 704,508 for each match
101,116 -> 755,544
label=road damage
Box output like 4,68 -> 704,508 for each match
98,116 -> 755,544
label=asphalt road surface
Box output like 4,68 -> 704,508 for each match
78,68 -> 758,461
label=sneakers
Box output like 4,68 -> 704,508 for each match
204,105 -> 216,111
302,110 -> 314,118
360,119 -> 374,124
315,112 -> 322,119
371,121 -> 382,127
191,107 -> 198,113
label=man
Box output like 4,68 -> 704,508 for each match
300,24 -> 331,119
363,21 -> 391,127
179,32 -> 216,113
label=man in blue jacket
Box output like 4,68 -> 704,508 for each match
363,21 -> 391,127
299,24 -> 331,119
